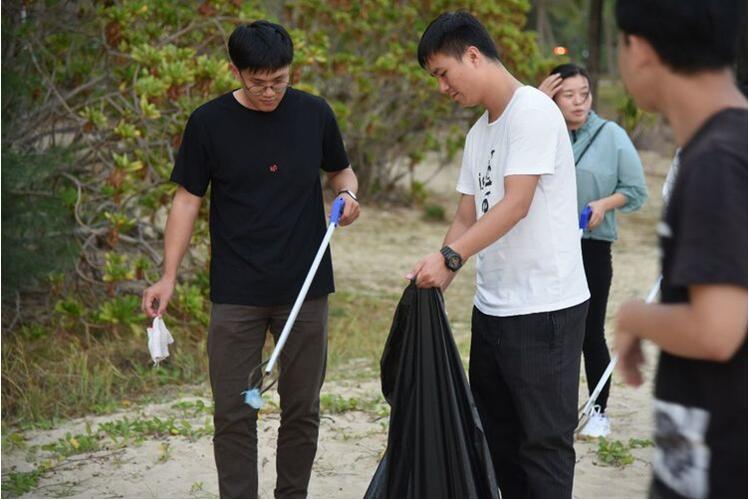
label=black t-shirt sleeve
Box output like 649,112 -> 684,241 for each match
170,112 -> 212,197
320,101 -> 350,173
671,150 -> 748,289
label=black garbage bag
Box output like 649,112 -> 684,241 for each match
365,283 -> 500,499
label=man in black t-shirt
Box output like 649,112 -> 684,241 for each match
613,1 -> 747,498
141,21 -> 360,499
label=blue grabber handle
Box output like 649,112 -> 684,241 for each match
330,196 -> 346,226
579,205 -> 593,231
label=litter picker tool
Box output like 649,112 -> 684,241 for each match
576,275 -> 662,430
579,205 -> 593,235
242,196 -> 346,410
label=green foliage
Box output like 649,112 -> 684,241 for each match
529,0 -> 619,74
319,394 -> 388,416
174,284 -> 209,326
410,180 -> 429,205
94,295 -> 145,335
1,467 -> 46,498
18,323 -> 47,340
596,437 -> 634,466
1,432 -> 27,452
0,149 -> 78,300
423,203 -> 446,222
157,442 -> 173,463
594,436 -> 652,467
320,394 -> 362,414
327,290 -> 398,371
171,399 -> 214,418
41,430 -> 100,458
0,332 -> 208,425
98,415 -> 213,444
628,437 -> 654,448
288,0 -> 548,194
616,94 -> 657,143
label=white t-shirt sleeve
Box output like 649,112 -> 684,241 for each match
504,106 -> 558,177
456,135 -> 475,195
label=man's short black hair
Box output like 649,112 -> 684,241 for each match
417,11 -> 500,69
550,63 -> 591,85
616,0 -> 741,73
228,21 -> 293,73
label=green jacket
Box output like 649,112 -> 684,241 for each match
572,111 -> 648,242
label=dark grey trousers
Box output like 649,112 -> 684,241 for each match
207,296 -> 328,499
469,300 -> 588,499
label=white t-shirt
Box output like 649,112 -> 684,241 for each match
457,86 -> 589,317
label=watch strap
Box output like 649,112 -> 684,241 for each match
337,189 -> 358,202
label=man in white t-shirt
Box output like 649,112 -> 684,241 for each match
407,11 -> 590,498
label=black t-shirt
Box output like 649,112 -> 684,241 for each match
170,88 -> 349,306
653,108 -> 747,498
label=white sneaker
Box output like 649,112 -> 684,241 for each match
578,405 -> 611,438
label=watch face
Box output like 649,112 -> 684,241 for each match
448,255 -> 460,270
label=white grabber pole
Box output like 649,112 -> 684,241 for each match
577,276 -> 662,425
243,196 -> 346,410
266,196 -> 346,373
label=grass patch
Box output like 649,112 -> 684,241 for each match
0,406 -> 215,496
171,399 -> 214,418
1,467 -> 46,499
319,393 -> 388,417
98,415 -> 213,444
1,329 -> 208,427
156,442 -> 172,463
1,431 -> 27,452
327,290 -> 399,373
2,288 -> 395,428
422,203 -> 446,222
41,429 -> 100,458
595,437 -> 653,467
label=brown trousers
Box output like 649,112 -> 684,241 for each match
207,296 -> 328,499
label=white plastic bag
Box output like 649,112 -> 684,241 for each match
147,316 -> 174,365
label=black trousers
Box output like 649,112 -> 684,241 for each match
581,239 -> 613,412
207,297 -> 328,499
469,300 -> 588,499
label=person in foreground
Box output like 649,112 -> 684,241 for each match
613,1 -> 747,497
539,63 -> 648,438
141,21 -> 359,499
407,11 -> 590,499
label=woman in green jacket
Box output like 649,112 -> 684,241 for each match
539,63 -> 648,437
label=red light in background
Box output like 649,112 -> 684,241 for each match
553,46 -> 569,56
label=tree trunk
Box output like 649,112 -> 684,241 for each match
587,0 -> 604,108
534,0 -> 556,50
604,0 -> 617,77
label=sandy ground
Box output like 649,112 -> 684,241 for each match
2,150 -> 673,499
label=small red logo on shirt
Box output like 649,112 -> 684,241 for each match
269,164 -> 278,173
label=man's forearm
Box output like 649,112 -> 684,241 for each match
623,286 -> 747,361
450,196 -> 527,260
443,216 -> 472,247
625,303 -> 734,360
162,195 -> 201,281
329,166 -> 358,195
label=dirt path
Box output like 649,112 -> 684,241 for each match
1,151 -> 673,499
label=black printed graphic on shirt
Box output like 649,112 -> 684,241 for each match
477,148 -> 495,214
652,399 -> 710,498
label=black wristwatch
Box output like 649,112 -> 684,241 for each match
337,189 -> 358,202
440,246 -> 463,272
